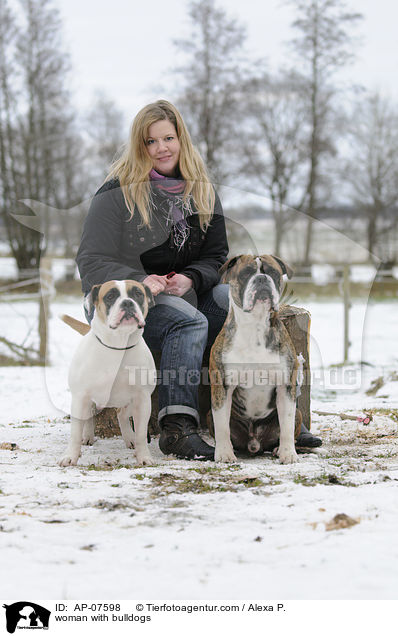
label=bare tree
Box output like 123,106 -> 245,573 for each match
16,0 -> 72,239
172,0 -> 248,183
83,90 -> 126,188
0,0 -> 83,273
344,92 -> 398,261
243,71 -> 308,254
0,0 -> 39,274
287,0 -> 362,264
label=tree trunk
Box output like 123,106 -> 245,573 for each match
303,214 -> 314,266
367,211 -> 377,260
274,211 -> 284,255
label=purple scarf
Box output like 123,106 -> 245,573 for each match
149,168 -> 194,250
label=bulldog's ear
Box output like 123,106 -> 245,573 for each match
84,284 -> 101,316
271,255 -> 293,279
142,284 -> 155,309
219,255 -> 243,282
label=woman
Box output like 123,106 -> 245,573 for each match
76,99 -> 321,459
76,100 -> 230,460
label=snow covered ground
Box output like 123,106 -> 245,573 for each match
0,296 -> 397,600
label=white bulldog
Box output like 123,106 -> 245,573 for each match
59,280 -> 156,467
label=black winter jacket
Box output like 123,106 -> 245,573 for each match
76,178 -> 229,296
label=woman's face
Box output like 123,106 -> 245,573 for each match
146,119 -> 181,177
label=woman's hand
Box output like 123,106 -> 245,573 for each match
166,273 -> 193,297
142,274 -> 168,296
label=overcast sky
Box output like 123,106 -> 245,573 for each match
57,0 -> 398,128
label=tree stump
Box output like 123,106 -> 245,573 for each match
93,305 -> 311,438
279,304 -> 311,429
94,407 -> 120,438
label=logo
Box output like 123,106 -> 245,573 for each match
2,603 -> 51,633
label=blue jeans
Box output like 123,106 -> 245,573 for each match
142,284 -> 229,424
85,284 -> 229,425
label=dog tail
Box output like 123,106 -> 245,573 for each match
60,314 -> 90,335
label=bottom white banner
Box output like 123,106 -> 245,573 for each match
1,599 -> 397,635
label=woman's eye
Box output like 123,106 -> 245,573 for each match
146,139 -> 154,145
166,136 -> 174,141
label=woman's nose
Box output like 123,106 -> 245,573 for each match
157,139 -> 167,151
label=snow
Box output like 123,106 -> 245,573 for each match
311,264 -> 336,285
0,295 -> 398,601
350,265 -> 377,283
0,256 -> 78,282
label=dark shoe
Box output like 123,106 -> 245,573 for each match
159,414 -> 215,460
296,423 -> 322,448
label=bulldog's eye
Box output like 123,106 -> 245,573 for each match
264,268 -> 282,289
238,266 -> 254,280
269,270 -> 281,286
128,287 -> 144,301
104,288 -> 120,303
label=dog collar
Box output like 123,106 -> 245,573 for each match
95,335 -> 138,350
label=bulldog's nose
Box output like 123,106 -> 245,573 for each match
120,298 -> 138,319
253,276 -> 272,296
256,274 -> 271,287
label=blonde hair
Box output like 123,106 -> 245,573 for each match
106,100 -> 215,230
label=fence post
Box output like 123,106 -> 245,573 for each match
343,264 -> 351,364
39,257 -> 53,364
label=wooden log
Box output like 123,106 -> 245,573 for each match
94,304 -> 312,437
279,304 -> 311,430
94,407 -> 120,438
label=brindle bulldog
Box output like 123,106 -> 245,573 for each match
209,255 -> 302,464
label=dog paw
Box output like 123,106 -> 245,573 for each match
123,437 -> 135,449
58,454 -> 79,467
82,434 -> 95,446
215,444 -> 237,463
82,422 -> 94,445
135,454 -> 153,467
58,445 -> 81,466
277,447 -> 298,464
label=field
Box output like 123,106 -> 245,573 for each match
0,293 -> 398,600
